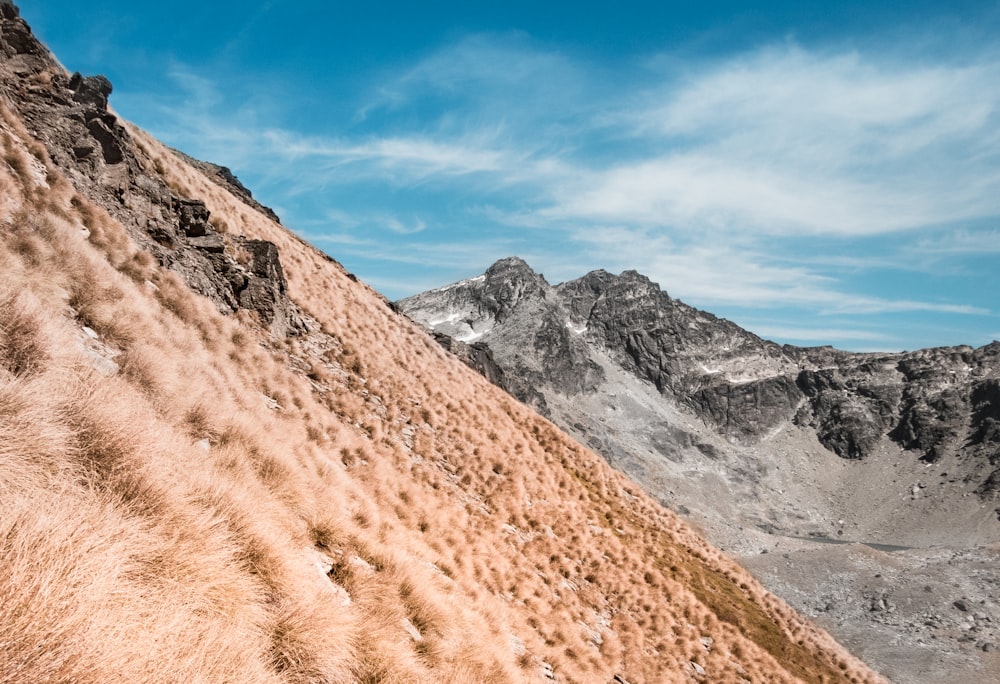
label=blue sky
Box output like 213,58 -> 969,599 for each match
21,1 -> 1000,351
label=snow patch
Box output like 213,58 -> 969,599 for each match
456,329 -> 486,343
428,311 -> 463,326
565,320 -> 587,334
427,274 -> 485,294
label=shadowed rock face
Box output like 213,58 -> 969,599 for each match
431,331 -> 550,416
0,12 -> 305,338
557,268 -> 800,441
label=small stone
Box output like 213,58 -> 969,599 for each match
72,142 -> 95,159
954,599 -> 970,612
400,617 -> 423,643
187,234 -> 225,253
177,198 -> 211,237
508,634 -> 525,656
349,556 -> 375,574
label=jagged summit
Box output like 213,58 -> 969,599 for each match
487,254 -> 538,274
404,257 -> 1000,467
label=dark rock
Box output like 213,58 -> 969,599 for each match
433,331 -> 505,387
187,234 -> 225,253
955,599 -> 970,612
796,369 -> 892,459
431,330 -> 549,416
72,140 -> 95,159
691,374 -> 801,443
399,258 -> 1000,495
233,238 -> 306,338
482,256 -> 549,323
177,198 -> 211,237
69,72 -> 112,110
555,267 -> 799,439
85,115 -> 124,164
971,379 -> 1000,446
0,3 -> 44,58
531,310 -> 604,396
0,1 -> 19,20
978,471 -> 1000,500
165,235 -> 305,338
0,9 -> 308,340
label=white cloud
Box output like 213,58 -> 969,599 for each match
356,32 -> 587,129
543,154 -> 935,235
260,131 -> 513,178
308,232 -> 520,270
551,46 -> 1000,236
383,216 -> 426,235
568,225 -> 993,317
748,326 -> 890,343
909,228 -> 1000,255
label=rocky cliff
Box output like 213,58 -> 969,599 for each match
402,257 -> 1000,492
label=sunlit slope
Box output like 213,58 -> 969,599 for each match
2,48 -> 882,684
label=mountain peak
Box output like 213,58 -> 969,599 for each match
484,255 -> 545,283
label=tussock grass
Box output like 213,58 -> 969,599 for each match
0,289 -> 50,377
0,102 -> 885,683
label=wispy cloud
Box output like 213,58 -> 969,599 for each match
308,232 -> 522,269
259,131 -> 514,178
749,326 -> 890,343
552,46 -> 1000,236
909,228 -> 1000,255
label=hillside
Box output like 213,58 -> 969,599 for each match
0,4 -> 885,683
398,257 -> 1000,682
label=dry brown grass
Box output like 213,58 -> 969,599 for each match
0,97 -> 886,684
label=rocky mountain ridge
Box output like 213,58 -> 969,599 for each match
401,257 -> 1000,491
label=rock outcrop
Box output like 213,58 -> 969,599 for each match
0,8 -> 304,337
431,331 -> 550,415
172,148 -> 282,223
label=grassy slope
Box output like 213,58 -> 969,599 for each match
0,87 -> 882,683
